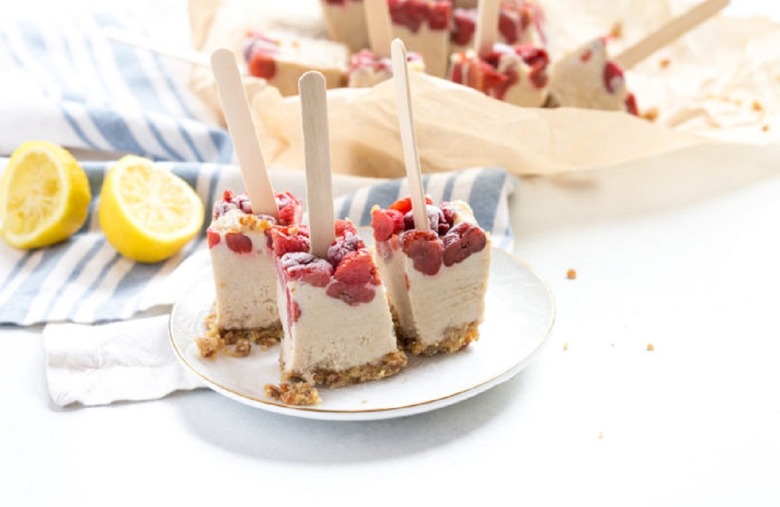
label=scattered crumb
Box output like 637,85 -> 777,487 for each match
562,342 -> 569,351
762,124 -> 770,132
566,268 -> 577,280
646,343 -> 655,352
752,100 -> 764,112
609,21 -> 623,39
659,57 -> 671,69
598,431 -> 604,440
642,107 -> 660,122
195,334 -> 223,358
264,382 -> 321,406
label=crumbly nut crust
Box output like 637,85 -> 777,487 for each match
195,311 -> 282,358
264,382 -> 322,406
282,350 -> 408,388
397,319 -> 481,356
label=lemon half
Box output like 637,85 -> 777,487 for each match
0,141 -> 91,249
98,155 -> 204,263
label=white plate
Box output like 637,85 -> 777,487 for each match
169,248 -> 555,421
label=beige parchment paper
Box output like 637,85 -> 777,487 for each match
188,0 -> 780,177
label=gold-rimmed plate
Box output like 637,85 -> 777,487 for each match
169,248 -> 555,421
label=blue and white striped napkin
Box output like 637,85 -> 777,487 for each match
1,164 -> 515,326
0,2 -> 232,162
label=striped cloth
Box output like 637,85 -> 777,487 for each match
0,2 -> 232,162
0,164 -> 516,326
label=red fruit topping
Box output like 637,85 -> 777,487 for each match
225,232 -> 253,254
389,0 -> 451,33
334,250 -> 380,285
290,300 -> 301,323
580,49 -> 593,62
281,252 -> 333,287
625,92 -> 639,116
401,229 -> 443,276
442,222 -> 487,267
247,52 -> 277,79
429,2 -> 451,30
269,226 -> 310,256
275,191 -> 302,226
603,61 -> 624,94
326,281 -> 376,306
403,204 -> 449,235
440,202 -> 456,229
327,232 -> 364,267
451,9 -> 475,46
371,208 -> 404,241
334,219 -> 358,238
498,10 -> 518,43
213,190 -> 253,218
207,229 -> 221,249
389,196 -> 413,214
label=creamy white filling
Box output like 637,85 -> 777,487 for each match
278,279 -> 397,374
496,49 -> 547,107
548,39 -> 627,111
209,213 -> 278,330
320,0 -> 369,53
258,32 -> 349,96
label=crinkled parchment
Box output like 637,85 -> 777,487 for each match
189,0 -> 779,177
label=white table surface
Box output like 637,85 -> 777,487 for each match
3,1 -> 780,506
3,140 -> 780,505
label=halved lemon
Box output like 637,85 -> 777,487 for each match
0,141 -> 91,249
98,155 -> 204,263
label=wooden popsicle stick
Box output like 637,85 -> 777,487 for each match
298,71 -> 336,258
364,0 -> 394,58
211,48 -> 278,217
613,0 -> 730,69
391,38 -> 429,232
474,0 -> 501,57
104,27 -> 213,69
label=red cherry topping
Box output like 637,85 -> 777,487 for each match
280,252 -> 333,287
442,222 -> 487,266
401,229 -> 443,275
334,250 -> 380,285
268,226 -> 310,257
247,52 -> 277,79
451,9 -> 475,45
326,282 -> 376,306
371,208 -> 404,241
603,61 -> 624,94
207,229 -> 221,249
225,232 -> 253,254
275,191 -> 302,226
327,232 -> 364,267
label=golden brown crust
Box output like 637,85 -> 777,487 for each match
195,311 -> 282,358
282,350 -> 408,388
264,382 -> 321,405
397,320 -> 481,356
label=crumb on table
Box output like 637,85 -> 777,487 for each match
659,57 -> 671,69
646,343 -> 655,352
566,268 -> 577,280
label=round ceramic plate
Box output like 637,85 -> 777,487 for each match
169,248 -> 555,421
